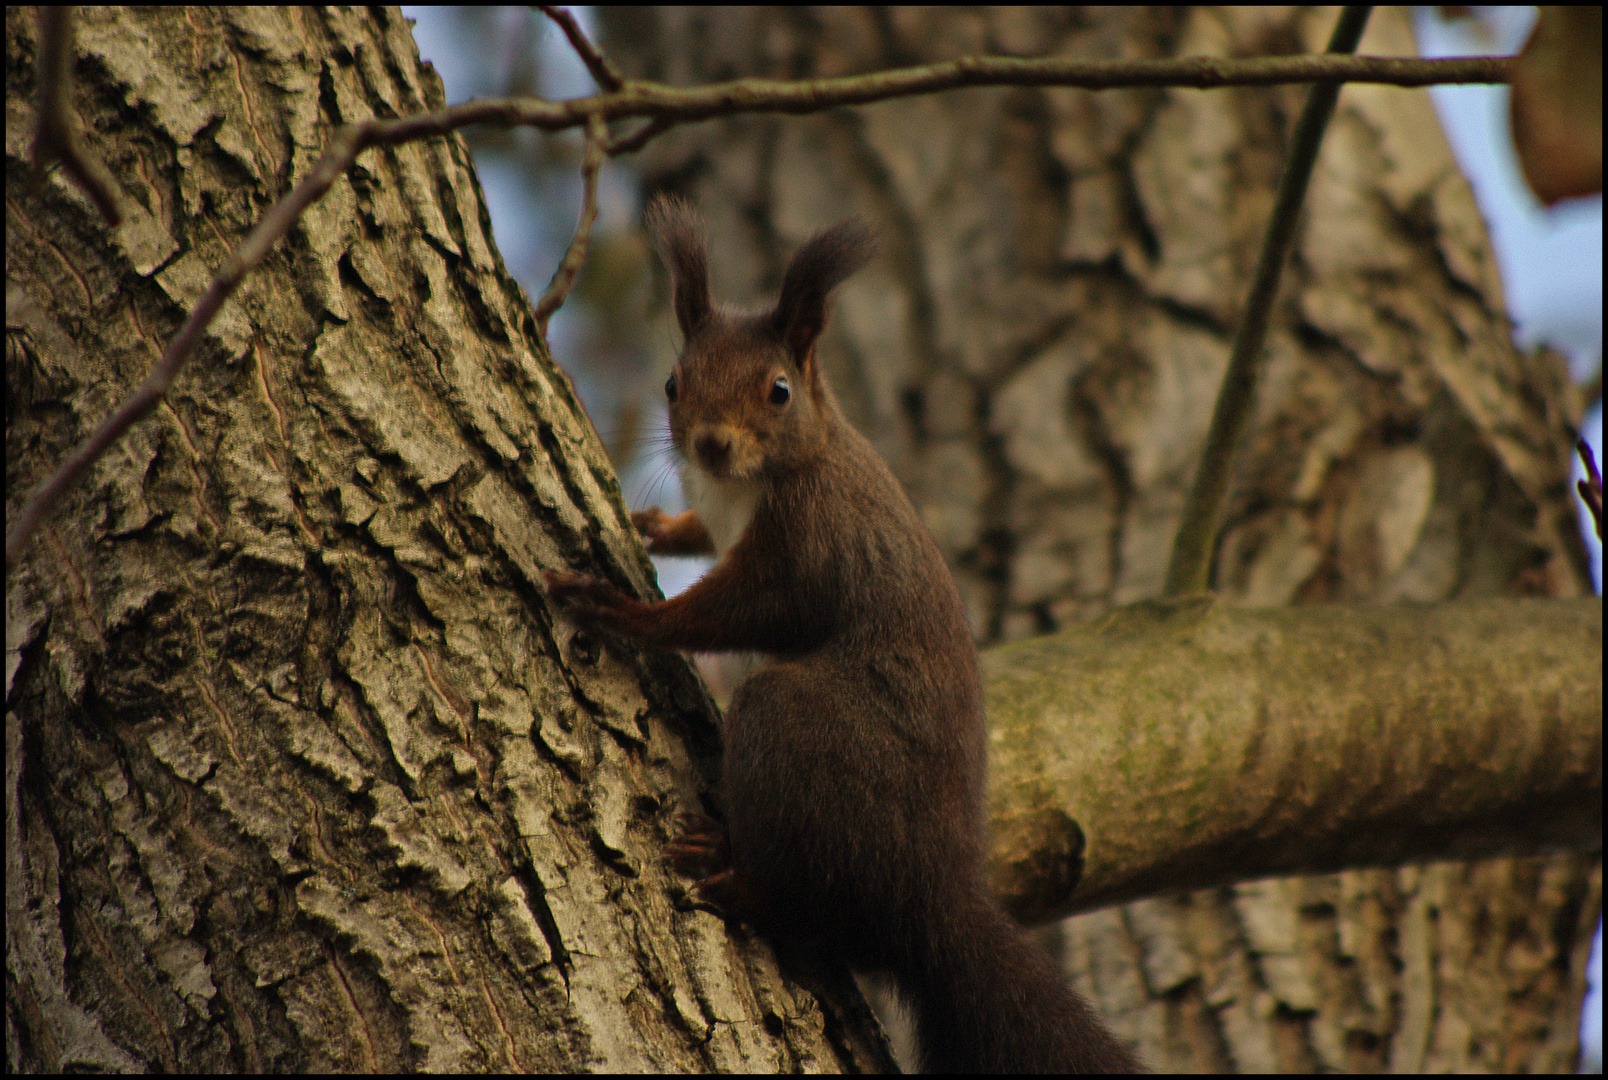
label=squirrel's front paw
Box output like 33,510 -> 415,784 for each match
631,507 -> 674,547
543,570 -> 630,623
631,508 -> 714,556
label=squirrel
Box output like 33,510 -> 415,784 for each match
544,196 -> 1140,1073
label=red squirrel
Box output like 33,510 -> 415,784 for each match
544,197 -> 1140,1073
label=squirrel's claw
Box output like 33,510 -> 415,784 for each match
666,811 -> 729,880
543,569 -> 626,613
667,812 -> 760,919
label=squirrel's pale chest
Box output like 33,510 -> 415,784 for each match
679,461 -> 763,557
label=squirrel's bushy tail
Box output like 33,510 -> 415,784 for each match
897,889 -> 1141,1073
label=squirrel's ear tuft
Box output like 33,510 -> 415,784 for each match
645,195 -> 713,337
771,220 -> 876,366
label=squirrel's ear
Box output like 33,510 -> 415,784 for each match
645,195 -> 713,337
771,220 -> 875,367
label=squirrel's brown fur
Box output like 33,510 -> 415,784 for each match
545,196 -> 1140,1073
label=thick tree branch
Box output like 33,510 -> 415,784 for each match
984,596 -> 1603,923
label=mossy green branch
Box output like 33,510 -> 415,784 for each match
983,596 -> 1603,922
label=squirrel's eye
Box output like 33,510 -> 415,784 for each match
664,373 -> 678,402
769,375 -> 790,406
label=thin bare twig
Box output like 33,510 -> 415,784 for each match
1164,6 -> 1375,597
606,115 -> 672,157
535,114 -> 608,336
286,55 -> 1520,141
7,40 -> 1516,572
537,6 -> 625,92
31,7 -> 124,225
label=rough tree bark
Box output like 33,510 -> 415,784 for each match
6,7 -> 891,1071
8,5 -> 1600,1073
597,6 -> 1600,1072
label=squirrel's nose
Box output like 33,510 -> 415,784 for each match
695,431 -> 732,472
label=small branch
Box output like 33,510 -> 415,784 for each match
538,6 -> 625,93
7,39 -> 1515,572
598,55 -> 1514,130
269,54 -> 1514,145
31,7 -> 124,226
1164,7 -> 1374,598
606,115 -> 672,157
535,113 -> 608,337
1578,440 -> 1603,540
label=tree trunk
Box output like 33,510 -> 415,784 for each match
6,7 -> 891,1071
599,5 -> 1599,1071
